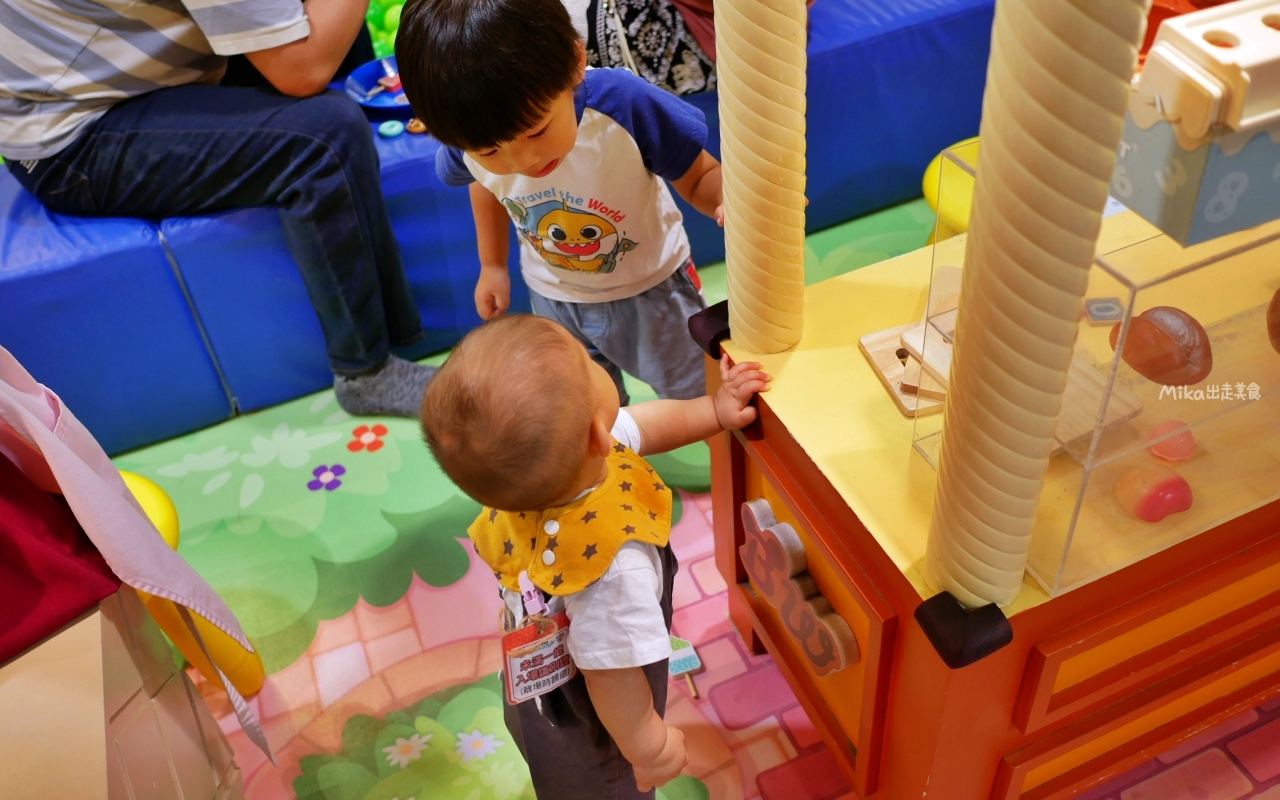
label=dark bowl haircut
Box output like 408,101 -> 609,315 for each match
397,0 -> 582,151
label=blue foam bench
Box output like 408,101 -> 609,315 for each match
0,0 -> 993,454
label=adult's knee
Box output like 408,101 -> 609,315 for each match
287,92 -> 378,168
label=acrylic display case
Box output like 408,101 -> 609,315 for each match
911,144 -> 1280,597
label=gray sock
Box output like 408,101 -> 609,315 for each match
334,356 -> 438,418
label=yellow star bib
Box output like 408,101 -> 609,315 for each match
467,443 -> 672,596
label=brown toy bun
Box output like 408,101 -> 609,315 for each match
1109,306 -> 1212,385
1269,287 -> 1280,354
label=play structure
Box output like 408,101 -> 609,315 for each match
0,0 -> 994,456
695,0 -> 1280,796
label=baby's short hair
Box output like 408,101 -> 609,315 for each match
397,0 -> 581,151
422,315 -> 595,510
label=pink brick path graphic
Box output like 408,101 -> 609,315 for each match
194,491 -> 1280,799
193,490 -> 857,800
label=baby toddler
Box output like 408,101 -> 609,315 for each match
421,314 -> 768,798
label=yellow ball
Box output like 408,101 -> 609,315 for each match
922,136 -> 980,236
119,470 -> 180,550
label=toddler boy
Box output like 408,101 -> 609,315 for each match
398,0 -> 725,403
422,314 -> 768,798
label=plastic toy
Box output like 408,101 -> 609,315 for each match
921,136 -> 978,238
378,120 -> 405,138
118,470 -> 179,549
668,636 -> 702,698
406,117 -> 427,135
1148,420 -> 1197,461
365,1 -> 402,58
1109,306 -> 1213,385
1114,463 -> 1195,522
1269,287 -> 1280,353
344,57 -> 411,117
119,470 -> 265,698
1117,0 -> 1280,243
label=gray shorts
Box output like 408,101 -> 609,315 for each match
529,265 -> 708,404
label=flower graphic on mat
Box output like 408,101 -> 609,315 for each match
382,733 -> 431,769
348,424 -> 389,453
456,730 -> 504,762
481,760 -> 523,799
307,464 -> 345,491
241,422 -> 342,469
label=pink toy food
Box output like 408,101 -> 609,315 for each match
1147,420 -> 1196,461
1115,463 -> 1193,522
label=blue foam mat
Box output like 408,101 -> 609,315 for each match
0,178 -> 231,454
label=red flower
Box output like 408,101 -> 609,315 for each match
348,424 -> 388,452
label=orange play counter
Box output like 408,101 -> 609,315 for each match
703,228 -> 1280,800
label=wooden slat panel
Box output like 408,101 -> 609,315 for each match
998,622 -> 1280,800
1016,534 -> 1280,734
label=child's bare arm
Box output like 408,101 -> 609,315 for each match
626,357 -> 770,456
470,183 -> 511,320
670,149 -> 724,225
581,666 -> 688,791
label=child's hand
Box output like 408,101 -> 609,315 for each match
714,355 -> 771,430
715,204 -> 725,227
474,265 -> 511,320
633,724 -> 688,792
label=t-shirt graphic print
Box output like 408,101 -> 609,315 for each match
503,195 -> 638,275
438,68 -> 708,304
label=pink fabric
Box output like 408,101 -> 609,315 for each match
672,0 -> 716,60
0,345 -> 252,652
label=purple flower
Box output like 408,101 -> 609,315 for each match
308,464 -> 345,491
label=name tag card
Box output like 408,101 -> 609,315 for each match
502,611 -> 575,705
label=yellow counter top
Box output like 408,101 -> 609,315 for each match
721,241 -> 1036,606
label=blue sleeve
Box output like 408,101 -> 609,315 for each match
584,69 -> 708,182
435,145 -> 475,187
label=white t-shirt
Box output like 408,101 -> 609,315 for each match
501,408 -> 672,670
438,68 -> 707,304
562,0 -> 591,40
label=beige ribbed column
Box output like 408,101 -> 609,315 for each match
717,0 -> 806,353
925,0 -> 1151,607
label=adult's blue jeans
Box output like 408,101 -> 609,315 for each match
7,84 -> 422,376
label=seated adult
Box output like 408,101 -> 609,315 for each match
0,0 -> 435,418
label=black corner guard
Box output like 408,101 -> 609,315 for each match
914,591 -> 1014,669
688,300 -> 731,358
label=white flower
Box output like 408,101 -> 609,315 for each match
480,761 -> 523,799
156,445 -> 241,477
240,423 -> 342,468
456,730 -> 504,762
382,733 -> 432,769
